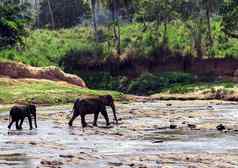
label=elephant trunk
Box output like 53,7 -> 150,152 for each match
34,113 -> 37,128
111,103 -> 118,124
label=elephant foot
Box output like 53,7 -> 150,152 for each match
68,122 -> 73,127
16,126 -> 21,130
82,123 -> 87,128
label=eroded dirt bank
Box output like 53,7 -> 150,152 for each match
1,101 -> 238,167
0,61 -> 86,87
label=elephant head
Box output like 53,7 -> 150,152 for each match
28,104 -> 37,128
100,95 -> 118,124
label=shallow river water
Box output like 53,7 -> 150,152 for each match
1,100 -> 238,168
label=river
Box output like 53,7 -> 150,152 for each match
0,100 -> 238,168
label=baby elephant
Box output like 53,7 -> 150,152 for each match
8,104 -> 37,130
68,95 -> 118,128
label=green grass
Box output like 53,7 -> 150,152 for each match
0,21 -> 237,67
0,79 -> 124,105
160,81 -> 238,94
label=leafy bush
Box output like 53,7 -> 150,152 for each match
127,72 -> 161,95
0,1 -> 32,49
127,72 -> 194,95
160,72 -> 194,84
80,72 -> 120,91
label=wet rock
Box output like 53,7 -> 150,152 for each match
113,132 -> 123,136
138,166 -> 147,168
187,124 -> 196,129
216,124 -> 226,131
207,106 -> 214,110
152,140 -> 163,143
59,154 -> 74,158
169,125 -> 177,129
128,163 -> 135,167
40,160 -> 63,166
108,162 -> 123,166
29,142 -> 37,145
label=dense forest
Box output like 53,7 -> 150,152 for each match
0,0 -> 238,94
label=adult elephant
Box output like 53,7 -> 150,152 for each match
8,104 -> 37,130
68,95 -> 118,128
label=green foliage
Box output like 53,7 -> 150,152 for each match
220,0 -> 238,38
160,81 -> 238,95
127,72 -> 161,95
81,72 -> 121,91
38,0 -> 90,28
127,72 -> 194,95
0,19 -> 237,67
0,0 -> 32,49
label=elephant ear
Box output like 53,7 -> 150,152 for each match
29,104 -> 36,114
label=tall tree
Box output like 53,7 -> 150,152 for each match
38,0 -> 89,28
220,0 -> 238,38
47,0 -> 55,28
90,0 -> 99,42
176,0 -> 207,58
111,0 -> 121,54
0,0 -> 32,49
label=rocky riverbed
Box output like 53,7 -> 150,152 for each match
1,100 -> 238,168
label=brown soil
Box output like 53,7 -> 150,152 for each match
0,61 -> 86,87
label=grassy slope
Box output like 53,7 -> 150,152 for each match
0,21 -> 237,67
0,78 -> 124,105
153,81 -> 238,100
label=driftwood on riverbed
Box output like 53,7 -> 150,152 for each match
0,61 -> 86,87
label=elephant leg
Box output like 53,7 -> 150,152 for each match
28,116 -> 33,130
93,112 -> 99,127
8,118 -> 15,130
68,114 -> 79,126
16,119 -> 21,130
19,118 -> 24,129
81,114 -> 87,128
101,109 -> 110,126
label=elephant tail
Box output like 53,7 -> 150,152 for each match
67,99 -> 80,117
73,99 -> 81,113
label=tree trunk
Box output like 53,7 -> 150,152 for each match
91,0 -> 98,42
112,0 -> 121,54
195,19 -> 203,59
47,0 -> 55,29
206,0 -> 213,50
162,20 -> 168,47
34,0 -> 40,27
